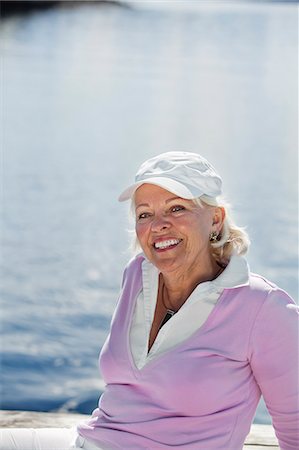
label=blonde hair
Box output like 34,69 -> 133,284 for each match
198,195 -> 250,266
129,194 -> 250,266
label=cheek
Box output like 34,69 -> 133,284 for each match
135,223 -> 148,245
181,217 -> 211,243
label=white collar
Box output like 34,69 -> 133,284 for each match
211,254 -> 249,289
140,253 -> 250,291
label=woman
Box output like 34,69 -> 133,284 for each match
2,151 -> 298,450
75,151 -> 298,449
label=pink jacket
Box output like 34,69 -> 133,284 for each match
78,255 -> 299,449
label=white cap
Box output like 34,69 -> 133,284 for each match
118,151 -> 222,202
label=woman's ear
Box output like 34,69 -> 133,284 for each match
212,207 -> 226,231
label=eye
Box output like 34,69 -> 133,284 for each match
137,212 -> 152,221
171,205 -> 186,213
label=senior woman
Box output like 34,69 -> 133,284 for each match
1,151 -> 298,450
74,151 -> 298,450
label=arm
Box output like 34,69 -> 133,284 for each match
249,289 -> 299,450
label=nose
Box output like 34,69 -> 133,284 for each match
151,215 -> 171,232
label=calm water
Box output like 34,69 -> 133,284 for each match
1,1 -> 297,424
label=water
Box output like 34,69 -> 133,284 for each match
1,1 -> 297,424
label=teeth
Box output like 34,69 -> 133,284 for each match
154,239 -> 181,249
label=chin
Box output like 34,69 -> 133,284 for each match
151,257 -> 182,273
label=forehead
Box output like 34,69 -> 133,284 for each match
135,183 -> 176,200
134,183 -> 195,208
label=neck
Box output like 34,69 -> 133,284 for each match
160,259 -> 223,311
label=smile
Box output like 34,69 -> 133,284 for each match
153,239 -> 182,250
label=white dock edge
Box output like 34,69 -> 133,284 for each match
0,410 -> 279,449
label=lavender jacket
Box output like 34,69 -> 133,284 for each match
78,255 -> 299,449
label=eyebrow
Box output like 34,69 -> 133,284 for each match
135,203 -> 150,210
135,196 -> 185,210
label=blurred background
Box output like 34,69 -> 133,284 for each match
1,0 -> 297,424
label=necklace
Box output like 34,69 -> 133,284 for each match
159,281 -> 176,329
158,264 -> 224,330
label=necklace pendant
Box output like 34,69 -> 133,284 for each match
160,309 -> 175,329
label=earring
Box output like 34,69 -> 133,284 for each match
209,230 -> 219,242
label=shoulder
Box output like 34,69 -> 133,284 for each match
248,272 -> 281,292
228,271 -> 293,304
248,272 -> 296,306
225,272 -> 297,326
245,273 -> 298,333
234,271 -> 295,305
121,253 -> 146,286
248,275 -> 298,366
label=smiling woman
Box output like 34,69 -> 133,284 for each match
134,183 -> 226,349
134,184 -> 220,276
75,151 -> 298,450
1,152 -> 298,450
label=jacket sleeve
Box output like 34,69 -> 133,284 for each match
249,289 -> 299,450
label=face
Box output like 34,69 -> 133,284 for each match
134,184 -> 221,275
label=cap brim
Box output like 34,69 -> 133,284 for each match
118,177 -> 201,202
